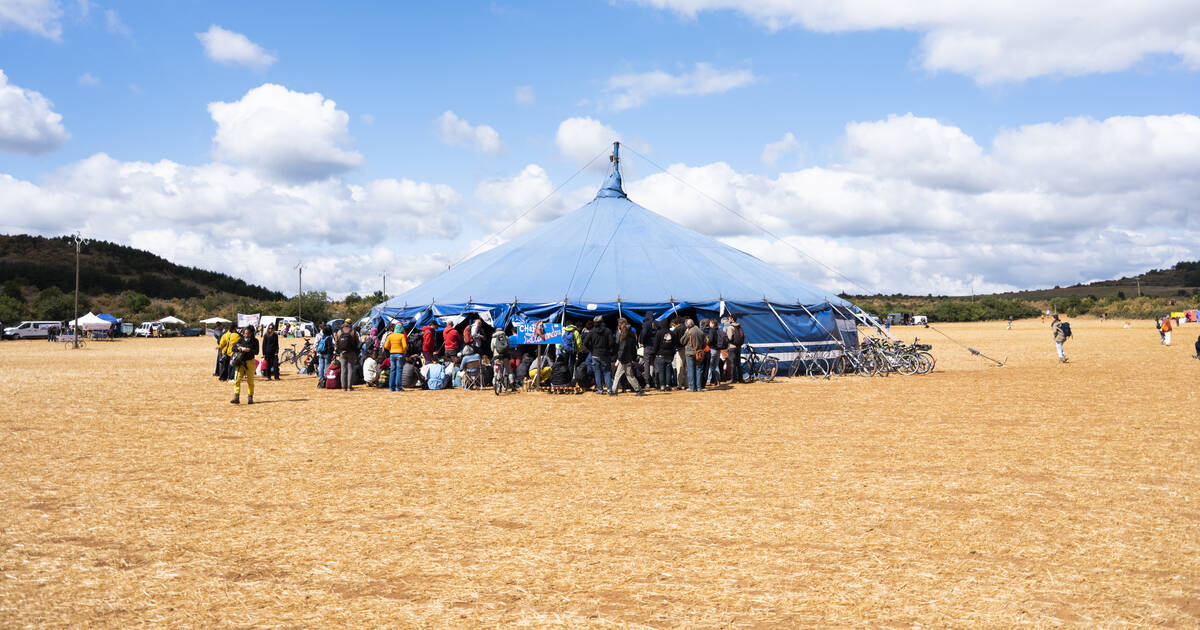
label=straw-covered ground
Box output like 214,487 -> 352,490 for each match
1,319 -> 1197,627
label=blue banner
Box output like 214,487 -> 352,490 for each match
509,320 -> 563,345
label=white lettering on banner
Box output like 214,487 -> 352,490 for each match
237,313 -> 261,328
509,320 -> 564,345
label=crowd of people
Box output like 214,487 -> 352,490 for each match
211,313 -> 750,402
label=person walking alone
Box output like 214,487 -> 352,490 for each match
1161,315 -> 1173,346
230,325 -> 259,404
262,323 -> 280,380
1051,314 -> 1070,363
335,321 -> 360,391
384,322 -> 408,392
612,317 -> 645,397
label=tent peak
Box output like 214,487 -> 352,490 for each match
595,141 -> 626,199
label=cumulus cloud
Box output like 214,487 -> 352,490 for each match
0,0 -> 61,39
208,83 -> 364,181
621,112 -> 1200,294
435,110 -> 503,154
0,70 -> 69,154
77,72 -> 99,86
196,25 -> 276,70
471,164 -> 594,250
514,85 -> 535,105
603,62 -> 756,110
637,1 -> 1200,82
555,116 -> 621,170
0,152 -> 464,295
761,131 -> 801,167
104,8 -> 130,39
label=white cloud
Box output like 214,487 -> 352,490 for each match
0,0 -> 61,40
604,62 -> 756,110
77,72 -> 98,86
208,83 -> 364,181
637,1 -> 1200,82
435,110 -> 503,154
620,112 -> 1200,294
555,116 -> 621,170
196,25 -> 276,71
761,131 -> 801,167
0,70 -> 69,154
0,152 -> 463,295
472,164 -> 594,247
104,8 -> 130,39
514,85 -> 535,105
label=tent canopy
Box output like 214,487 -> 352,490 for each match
199,317 -> 231,324
370,142 -> 860,361
95,313 -> 120,323
69,312 -> 112,330
157,316 -> 186,325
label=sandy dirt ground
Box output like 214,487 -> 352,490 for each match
1,319 -> 1197,628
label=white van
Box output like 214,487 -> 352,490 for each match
3,320 -> 61,340
134,321 -> 166,337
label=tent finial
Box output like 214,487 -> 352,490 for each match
596,141 -> 626,199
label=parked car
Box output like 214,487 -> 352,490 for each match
181,327 -> 203,337
134,322 -> 166,337
3,320 -> 62,340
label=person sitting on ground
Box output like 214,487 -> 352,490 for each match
363,350 -> 382,387
402,356 -> 425,389
550,353 -> 572,389
447,355 -> 463,388
421,358 -> 447,390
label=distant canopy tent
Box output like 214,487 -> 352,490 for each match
96,313 -> 120,324
370,143 -> 863,362
68,312 -> 112,331
199,317 -> 231,324
157,316 -> 186,326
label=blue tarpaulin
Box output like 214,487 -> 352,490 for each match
371,143 -> 862,362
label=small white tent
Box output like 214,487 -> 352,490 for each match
68,312 -> 112,331
157,316 -> 186,325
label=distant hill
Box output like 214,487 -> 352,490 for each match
993,261 -> 1200,299
0,234 -> 284,302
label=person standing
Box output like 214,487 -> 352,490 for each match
443,321 -> 462,359
586,316 -> 615,395
727,316 -> 744,384
654,319 -> 676,391
262,324 -> 280,380
1051,314 -> 1070,363
230,325 -> 259,404
672,318 -> 689,390
384,322 -> 408,392
335,321 -> 360,391
421,323 -> 436,364
683,319 -> 706,392
612,318 -> 645,396
640,318 -> 658,388
315,324 -> 334,388
704,319 -> 722,388
219,325 -> 240,382
213,324 -> 226,378
1161,315 -> 1173,346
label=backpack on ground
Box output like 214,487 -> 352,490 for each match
1061,322 -> 1072,338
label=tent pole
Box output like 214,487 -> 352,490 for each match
797,301 -> 851,357
763,300 -> 808,359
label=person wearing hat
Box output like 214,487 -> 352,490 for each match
334,321 -> 360,391
383,322 -> 408,392
230,324 -> 259,404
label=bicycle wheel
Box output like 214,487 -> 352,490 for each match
495,375 -> 502,395
788,358 -> 804,378
896,354 -> 919,375
759,357 -> 778,382
918,351 -> 936,374
740,357 -> 756,383
806,357 -> 829,379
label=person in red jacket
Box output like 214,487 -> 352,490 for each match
443,322 -> 462,359
421,324 -> 436,364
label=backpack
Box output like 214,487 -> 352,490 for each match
1060,322 -> 1072,338
492,330 -> 509,354
729,325 -> 745,346
561,326 -> 577,354
717,329 -> 729,350
317,335 -> 332,354
336,332 -> 356,353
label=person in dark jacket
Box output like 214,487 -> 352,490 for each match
704,319 -> 721,388
334,321 -> 360,391
611,317 -> 645,396
639,318 -> 658,388
586,316 -> 615,394
261,324 -> 280,380
727,315 -> 745,383
230,325 -> 260,404
654,318 -> 676,391
672,318 -> 689,390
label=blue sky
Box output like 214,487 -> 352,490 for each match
1,1 -> 1198,296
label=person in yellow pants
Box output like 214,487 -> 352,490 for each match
231,324 -> 260,404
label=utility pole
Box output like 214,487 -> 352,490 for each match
295,262 -> 304,322
381,270 -> 387,298
71,233 -> 86,349
1136,277 -> 1141,297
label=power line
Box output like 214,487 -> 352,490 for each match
621,145 -> 878,296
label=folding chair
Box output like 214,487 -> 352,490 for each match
461,354 -> 482,390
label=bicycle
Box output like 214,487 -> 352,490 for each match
494,356 -> 518,395
62,336 -> 85,349
739,346 -> 779,382
280,339 -> 312,372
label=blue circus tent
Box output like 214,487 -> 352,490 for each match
371,143 -> 862,361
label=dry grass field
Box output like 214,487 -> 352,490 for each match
1,319 -> 1197,627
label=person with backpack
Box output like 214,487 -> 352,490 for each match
639,318 -> 658,386
1051,314 -> 1071,363
219,325 -> 240,381
315,324 -> 334,388
383,322 -> 408,392
491,326 -> 511,389
654,318 -> 676,391
585,316 -> 615,395
726,315 -> 745,383
230,325 -> 259,404
335,321 -> 360,391
683,319 -> 706,392
560,322 -> 580,380
612,317 -> 645,396
703,319 -> 721,388
1161,314 -> 1173,346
